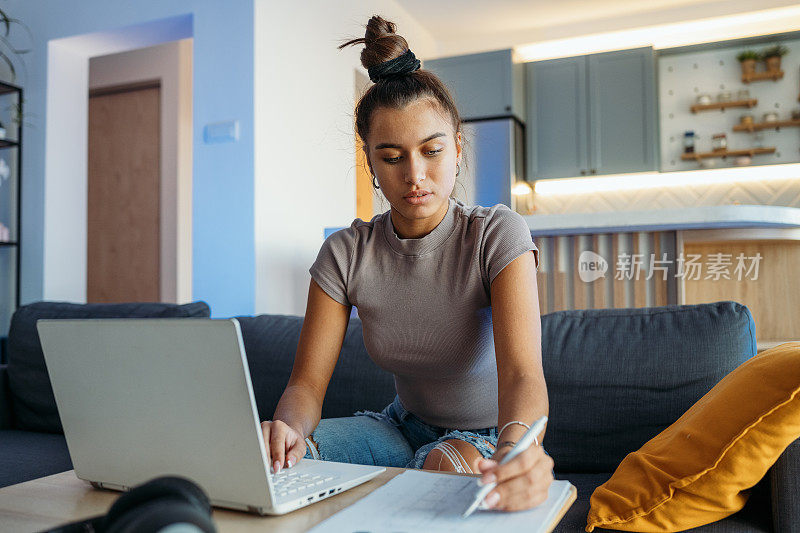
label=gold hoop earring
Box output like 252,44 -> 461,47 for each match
456,163 -> 461,177
372,175 -> 380,189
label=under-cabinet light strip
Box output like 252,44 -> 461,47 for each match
533,164 -> 800,196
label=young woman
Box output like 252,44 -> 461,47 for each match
260,15 -> 553,512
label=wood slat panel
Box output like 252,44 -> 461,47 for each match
552,237 -> 568,311
533,236 -> 549,315
532,230 -> 679,311
652,231 -> 669,306
591,234 -> 607,309
612,234 -> 627,308
536,271 -> 549,315
573,235 -> 588,310
546,237 -> 557,314
633,232 -> 648,308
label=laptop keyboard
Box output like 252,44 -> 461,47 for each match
272,470 -> 340,498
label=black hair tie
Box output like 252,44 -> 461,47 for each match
367,49 -> 421,83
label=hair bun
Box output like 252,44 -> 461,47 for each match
364,15 -> 396,44
339,15 -> 410,72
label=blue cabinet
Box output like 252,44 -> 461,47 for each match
527,47 -> 658,180
424,49 -> 524,122
526,55 -> 588,180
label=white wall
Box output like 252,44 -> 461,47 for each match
254,2 -> 436,315
88,39 -> 193,303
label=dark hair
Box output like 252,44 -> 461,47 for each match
339,15 -> 462,151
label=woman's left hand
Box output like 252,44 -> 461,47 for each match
472,444 -> 554,511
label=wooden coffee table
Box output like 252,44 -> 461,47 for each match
0,468 -> 573,532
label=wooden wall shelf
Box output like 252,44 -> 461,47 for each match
742,70 -> 784,83
732,119 -> 800,132
690,99 -> 757,113
680,147 -> 776,161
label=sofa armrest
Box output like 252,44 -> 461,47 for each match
771,437 -> 800,533
0,364 -> 12,429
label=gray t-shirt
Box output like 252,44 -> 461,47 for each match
309,197 -> 539,430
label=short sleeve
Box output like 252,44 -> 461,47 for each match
481,205 -> 539,285
309,227 -> 356,306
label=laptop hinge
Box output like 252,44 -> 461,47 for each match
93,481 -> 129,491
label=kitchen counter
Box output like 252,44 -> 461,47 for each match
524,205 -> 800,236
525,204 -> 800,344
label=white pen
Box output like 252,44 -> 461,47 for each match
461,415 -> 548,518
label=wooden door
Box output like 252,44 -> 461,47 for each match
87,82 -> 161,302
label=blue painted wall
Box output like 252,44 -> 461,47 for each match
7,0 -> 255,318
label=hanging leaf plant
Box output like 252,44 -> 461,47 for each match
0,6 -> 32,83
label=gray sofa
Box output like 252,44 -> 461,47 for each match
0,300 -> 797,532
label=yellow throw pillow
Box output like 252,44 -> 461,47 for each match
586,342 -> 800,532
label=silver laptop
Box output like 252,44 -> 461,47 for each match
37,318 -> 385,515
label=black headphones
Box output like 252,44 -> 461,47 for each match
44,476 -> 217,533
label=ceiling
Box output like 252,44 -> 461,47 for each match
397,0 -> 800,55
399,0 -> 707,36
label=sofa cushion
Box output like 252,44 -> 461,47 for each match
235,314 -> 395,421
554,472 -> 614,532
0,430 -> 72,488
554,472 -> 771,533
0,364 -> 11,430
586,342 -> 800,532
771,438 -> 800,533
7,301 -> 210,433
541,301 -> 756,473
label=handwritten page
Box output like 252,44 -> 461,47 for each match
308,469 -> 574,533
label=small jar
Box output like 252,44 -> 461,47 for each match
683,131 -> 696,154
791,108 -> 800,120
718,90 -> 732,102
737,89 -> 750,101
712,133 -> 727,152
739,114 -> 754,125
763,112 -> 779,123
696,94 -> 712,105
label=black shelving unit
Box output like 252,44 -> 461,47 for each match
0,79 -> 22,341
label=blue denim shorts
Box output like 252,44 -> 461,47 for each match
301,395 -> 500,470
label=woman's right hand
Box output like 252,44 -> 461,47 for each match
261,419 -> 307,474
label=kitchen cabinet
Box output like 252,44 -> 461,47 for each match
424,49 -> 525,122
526,47 -> 658,179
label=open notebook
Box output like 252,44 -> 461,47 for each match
309,469 -> 577,532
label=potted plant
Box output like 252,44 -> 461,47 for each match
736,50 -> 760,78
760,44 -> 789,72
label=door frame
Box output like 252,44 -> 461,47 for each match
43,17 -> 193,303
